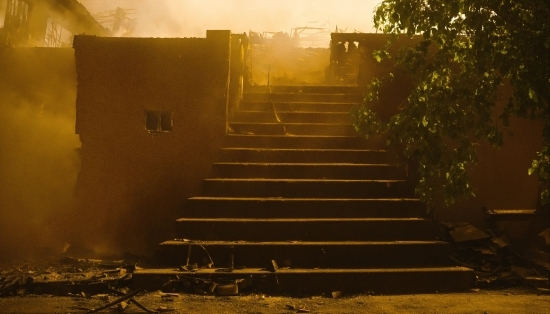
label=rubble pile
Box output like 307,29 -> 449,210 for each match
0,257 -> 136,297
161,275 -> 254,296
440,222 -> 550,292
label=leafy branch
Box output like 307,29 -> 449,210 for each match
353,0 -> 549,206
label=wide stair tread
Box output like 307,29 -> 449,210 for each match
231,111 -> 353,123
201,178 -> 415,198
229,122 -> 357,136
224,134 -> 382,149
212,162 -> 404,179
219,147 -> 397,163
184,197 -> 424,218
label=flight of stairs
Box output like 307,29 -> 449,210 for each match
133,85 -> 474,294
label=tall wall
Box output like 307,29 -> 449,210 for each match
334,33 -> 545,228
73,31 -> 232,255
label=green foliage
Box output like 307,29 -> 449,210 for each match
353,0 -> 550,206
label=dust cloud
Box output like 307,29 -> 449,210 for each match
0,1 -> 380,259
79,0 -> 378,41
0,0 -> 5,27
0,49 -> 79,262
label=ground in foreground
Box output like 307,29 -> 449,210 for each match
0,287 -> 548,313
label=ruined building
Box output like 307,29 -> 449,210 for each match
70,30 -> 545,293
0,1 -> 546,293
0,0 -> 109,48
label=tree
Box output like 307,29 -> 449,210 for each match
352,0 -> 549,207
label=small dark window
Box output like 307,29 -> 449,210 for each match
145,110 -> 172,132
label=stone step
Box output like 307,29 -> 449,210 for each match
133,267 -> 475,294
230,110 -> 353,123
211,162 -> 405,179
174,218 -> 435,241
151,84 -> 471,295
243,93 -> 362,103
218,148 -> 398,164
201,178 -> 415,198
184,197 -> 425,218
237,101 -> 358,112
158,240 -> 453,268
224,134 -> 385,150
229,122 -> 357,136
245,85 -> 361,94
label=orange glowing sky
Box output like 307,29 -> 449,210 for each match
78,0 -> 380,38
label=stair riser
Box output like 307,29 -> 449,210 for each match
174,220 -> 435,241
184,199 -> 425,218
133,269 -> 475,294
243,93 -> 362,103
201,180 -> 415,198
224,135 -> 384,149
230,111 -> 353,123
211,164 -> 405,180
229,123 -> 357,136
238,101 -> 357,112
219,149 -> 397,164
158,243 -> 452,268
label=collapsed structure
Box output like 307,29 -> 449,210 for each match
0,0 -> 109,48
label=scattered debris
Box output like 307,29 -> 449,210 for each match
216,281 -> 239,296
117,301 -> 129,312
85,289 -> 142,313
109,288 -> 156,313
0,257 -> 138,297
155,306 -> 175,312
160,275 -> 253,296
440,221 -> 549,290
449,223 -> 491,243
331,291 -> 342,299
267,260 -> 279,272
539,228 -> 550,249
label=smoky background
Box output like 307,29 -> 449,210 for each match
0,48 -> 79,261
0,0 -> 379,260
78,0 -> 377,39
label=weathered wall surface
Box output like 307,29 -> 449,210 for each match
73,32 -> 231,255
344,33 -> 544,228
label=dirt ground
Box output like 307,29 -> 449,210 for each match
0,287 -> 549,314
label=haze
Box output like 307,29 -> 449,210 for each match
77,0 -> 379,38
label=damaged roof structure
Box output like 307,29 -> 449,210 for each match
0,0 -> 109,48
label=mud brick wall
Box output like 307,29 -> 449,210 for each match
73,31 -> 231,254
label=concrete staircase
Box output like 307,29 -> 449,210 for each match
134,85 -> 474,294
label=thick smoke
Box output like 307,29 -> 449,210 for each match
79,0 -> 378,40
0,1 -> 381,260
0,103 -> 79,260
0,0 -> 6,27
0,49 -> 79,262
